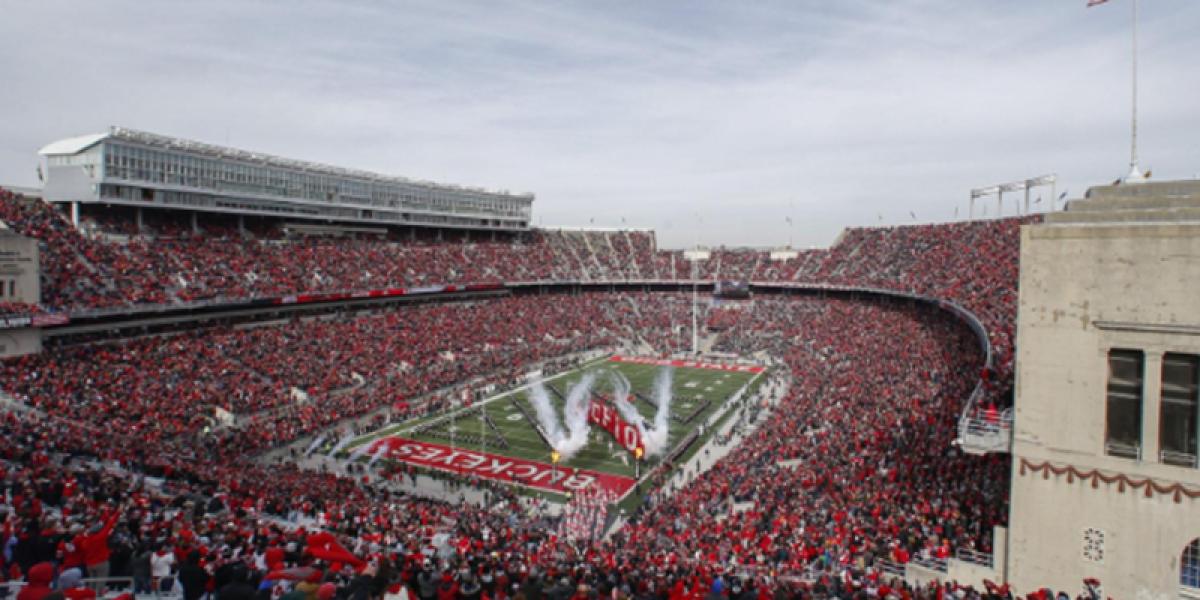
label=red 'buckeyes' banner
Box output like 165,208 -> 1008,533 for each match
372,437 -> 637,496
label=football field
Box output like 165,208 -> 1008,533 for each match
340,356 -> 764,498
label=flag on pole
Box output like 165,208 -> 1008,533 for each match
1087,0 -> 1110,6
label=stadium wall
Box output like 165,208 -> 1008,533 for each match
1011,184 -> 1200,598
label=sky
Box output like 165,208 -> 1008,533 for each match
1,1 -> 1197,249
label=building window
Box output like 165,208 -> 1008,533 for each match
1162,354 -> 1200,468
1106,349 -> 1144,459
1184,539 -> 1200,590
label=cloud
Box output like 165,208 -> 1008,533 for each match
1,0 -> 1197,248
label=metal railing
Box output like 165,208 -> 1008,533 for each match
875,559 -> 906,578
1,577 -> 140,598
957,408 -> 1014,454
911,555 -> 949,573
955,548 -> 995,569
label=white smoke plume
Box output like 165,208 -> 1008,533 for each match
327,432 -> 354,457
608,370 -> 640,425
529,380 -> 566,448
348,439 -> 375,462
304,433 -> 327,457
367,443 -> 390,467
608,367 -> 673,456
646,367 -> 674,455
557,372 -> 597,460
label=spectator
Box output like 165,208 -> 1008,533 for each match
16,562 -> 53,600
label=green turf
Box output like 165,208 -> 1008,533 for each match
394,359 -> 757,478
339,355 -> 613,452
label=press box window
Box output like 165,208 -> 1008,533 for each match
1105,349 -> 1144,459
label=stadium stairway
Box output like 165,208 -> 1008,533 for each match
577,232 -> 607,277
548,231 -> 593,280
620,231 -> 644,278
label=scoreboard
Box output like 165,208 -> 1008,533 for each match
713,280 -> 750,299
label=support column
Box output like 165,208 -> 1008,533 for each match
1142,351 -> 1163,463
969,197 -> 975,220
70,202 -> 79,228
136,207 -> 144,232
1024,187 -> 1031,216
997,191 -> 1003,218
191,211 -> 199,234
238,214 -> 245,235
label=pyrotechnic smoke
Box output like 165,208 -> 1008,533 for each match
349,439 -> 374,462
609,371 -> 640,424
529,380 -> 566,447
558,372 -> 597,460
367,443 -> 389,467
304,434 -> 327,457
327,432 -> 354,457
646,367 -> 674,455
609,367 -> 673,456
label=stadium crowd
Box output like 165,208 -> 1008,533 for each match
0,187 -> 1031,420
0,291 -> 1070,598
0,188 -> 1071,597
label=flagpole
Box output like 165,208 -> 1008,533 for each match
1128,0 -> 1143,181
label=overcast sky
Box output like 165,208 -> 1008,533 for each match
1,1 -> 1197,248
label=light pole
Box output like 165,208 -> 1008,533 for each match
691,258 -> 698,356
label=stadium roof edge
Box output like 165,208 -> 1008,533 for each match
38,132 -> 109,156
538,226 -> 655,233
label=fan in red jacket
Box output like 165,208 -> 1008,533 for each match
16,562 -> 53,600
81,511 -> 121,580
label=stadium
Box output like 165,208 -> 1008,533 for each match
1,3 -> 1198,600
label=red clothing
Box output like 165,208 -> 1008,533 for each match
17,562 -> 53,600
436,582 -> 458,600
64,588 -> 98,600
60,538 -> 85,570
81,513 -> 120,567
